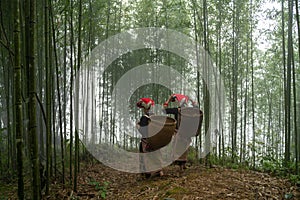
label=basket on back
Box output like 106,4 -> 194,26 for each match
144,116 -> 176,151
178,107 -> 203,137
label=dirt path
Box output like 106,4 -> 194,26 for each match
48,163 -> 299,200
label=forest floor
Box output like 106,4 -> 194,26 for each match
1,162 -> 300,199
48,163 -> 299,200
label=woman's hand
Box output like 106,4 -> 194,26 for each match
163,94 -> 175,108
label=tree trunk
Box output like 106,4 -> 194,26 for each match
69,0 -> 74,183
294,0 -> 300,174
27,0 -> 41,197
74,0 -> 82,192
202,0 -> 211,168
14,0 -> 24,198
45,0 -> 51,194
49,0 -> 65,184
250,0 -> 256,168
284,0 -> 293,166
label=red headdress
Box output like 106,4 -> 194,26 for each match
136,98 -> 155,109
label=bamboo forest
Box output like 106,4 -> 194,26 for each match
0,0 -> 300,199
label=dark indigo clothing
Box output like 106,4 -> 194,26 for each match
138,113 -> 163,175
138,114 -> 150,138
163,106 -> 189,164
163,107 -> 180,129
139,115 -> 150,127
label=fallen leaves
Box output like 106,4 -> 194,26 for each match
3,162 -> 298,200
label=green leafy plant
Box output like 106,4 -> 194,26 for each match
187,146 -> 198,164
288,174 -> 300,186
89,181 -> 110,199
259,155 -> 281,174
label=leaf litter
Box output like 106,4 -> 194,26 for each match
47,163 -> 300,200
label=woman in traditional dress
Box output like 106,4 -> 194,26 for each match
136,98 -> 163,178
162,94 -> 193,170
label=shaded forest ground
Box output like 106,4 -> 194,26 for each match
1,162 -> 300,200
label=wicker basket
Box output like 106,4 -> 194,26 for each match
179,107 -> 203,137
145,116 -> 176,150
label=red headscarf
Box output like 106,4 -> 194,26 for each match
136,98 -> 155,109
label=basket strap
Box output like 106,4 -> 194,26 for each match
178,108 -> 181,128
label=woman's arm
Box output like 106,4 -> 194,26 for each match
163,95 -> 173,108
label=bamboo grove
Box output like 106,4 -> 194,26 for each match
0,0 -> 299,199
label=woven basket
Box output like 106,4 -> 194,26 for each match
179,107 -> 203,137
145,116 -> 176,150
